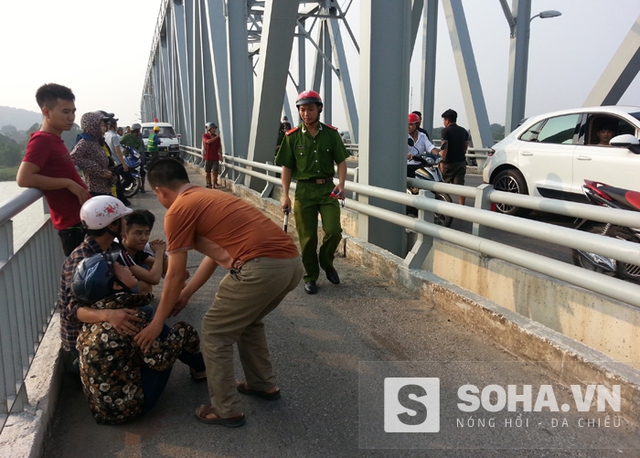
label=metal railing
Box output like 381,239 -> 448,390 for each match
186,147 -> 640,308
0,189 -> 64,433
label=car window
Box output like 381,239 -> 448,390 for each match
519,121 -> 545,142
158,127 -> 176,137
536,114 -> 580,144
584,115 -> 638,145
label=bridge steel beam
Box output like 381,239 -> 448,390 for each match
203,0 -> 233,158
246,0 -> 299,179
504,0 -> 531,134
358,0 -> 411,257
327,8 -> 359,143
171,0 -> 193,144
584,14 -> 640,107
190,0 -> 206,147
419,0 -> 438,136
228,0 -> 252,159
441,0 -> 493,149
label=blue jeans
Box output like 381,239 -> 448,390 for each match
141,324 -> 206,413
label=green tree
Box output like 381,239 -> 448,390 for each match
0,133 -> 22,167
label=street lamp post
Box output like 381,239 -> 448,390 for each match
502,0 -> 562,133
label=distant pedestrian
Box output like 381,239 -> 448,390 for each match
202,122 -> 222,188
439,109 -> 470,205
16,83 -> 90,256
147,125 -> 161,164
104,116 -> 131,205
120,123 -> 147,192
411,110 -> 432,141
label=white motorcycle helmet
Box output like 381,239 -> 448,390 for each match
80,196 -> 133,230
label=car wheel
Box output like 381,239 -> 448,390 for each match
492,169 -> 531,217
434,193 -> 453,227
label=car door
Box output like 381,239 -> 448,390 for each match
574,116 -> 640,193
517,113 -> 580,198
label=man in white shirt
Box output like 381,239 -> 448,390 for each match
407,112 -> 439,177
104,116 -> 131,205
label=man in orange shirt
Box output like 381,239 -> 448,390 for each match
136,159 -> 302,428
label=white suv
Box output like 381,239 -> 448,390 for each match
140,122 -> 180,158
483,106 -> 640,216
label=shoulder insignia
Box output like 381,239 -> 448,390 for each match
325,124 -> 338,131
286,126 -> 299,136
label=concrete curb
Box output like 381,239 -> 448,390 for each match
0,313 -> 63,458
344,236 -> 640,424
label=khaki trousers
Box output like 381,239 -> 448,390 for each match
201,256 -> 303,417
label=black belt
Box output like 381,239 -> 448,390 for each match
297,177 -> 332,184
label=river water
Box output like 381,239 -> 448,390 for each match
0,181 -> 50,251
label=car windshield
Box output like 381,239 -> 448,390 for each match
142,126 -> 176,138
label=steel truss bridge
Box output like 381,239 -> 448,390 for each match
141,0 -> 640,255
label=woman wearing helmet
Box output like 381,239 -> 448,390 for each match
57,195 -> 143,375
72,252 -> 205,425
275,90 -> 349,295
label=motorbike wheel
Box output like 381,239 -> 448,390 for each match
492,169 -> 531,217
434,193 -> 453,227
571,222 -> 617,276
123,176 -> 142,198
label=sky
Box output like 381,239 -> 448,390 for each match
1,1 -> 639,131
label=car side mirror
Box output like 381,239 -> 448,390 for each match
610,134 -> 640,154
407,138 -> 415,147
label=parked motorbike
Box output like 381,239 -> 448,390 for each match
406,148 -> 453,227
571,180 -> 640,284
118,146 -> 143,198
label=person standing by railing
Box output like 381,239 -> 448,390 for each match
16,83 -> 90,256
202,122 -> 222,189
439,108 -> 470,205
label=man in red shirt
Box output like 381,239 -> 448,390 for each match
17,83 -> 90,255
202,122 -> 222,188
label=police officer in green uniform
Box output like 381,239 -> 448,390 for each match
275,90 -> 349,295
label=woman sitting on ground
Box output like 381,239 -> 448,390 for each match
72,251 -> 206,425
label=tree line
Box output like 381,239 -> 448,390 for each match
0,123 -> 82,177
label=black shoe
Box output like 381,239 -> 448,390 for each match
304,281 -> 317,294
324,267 -> 340,285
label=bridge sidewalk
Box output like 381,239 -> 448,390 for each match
14,169 -> 640,456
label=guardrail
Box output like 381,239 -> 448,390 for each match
0,189 -> 64,433
180,146 -> 640,308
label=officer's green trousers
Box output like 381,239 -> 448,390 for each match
294,182 -> 342,282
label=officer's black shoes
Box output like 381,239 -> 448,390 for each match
324,267 -> 340,285
304,281 -> 318,294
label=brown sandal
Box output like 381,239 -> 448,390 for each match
236,381 -> 281,401
195,404 -> 245,428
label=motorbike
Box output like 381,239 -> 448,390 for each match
571,180 -> 640,284
407,139 -> 453,227
118,146 -> 143,198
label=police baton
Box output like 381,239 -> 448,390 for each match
283,209 -> 290,233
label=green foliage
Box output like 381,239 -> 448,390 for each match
0,133 -> 22,167
491,123 -> 505,141
0,166 -> 19,181
61,123 -> 82,151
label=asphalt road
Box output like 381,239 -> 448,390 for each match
42,170 -> 640,457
